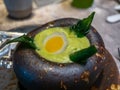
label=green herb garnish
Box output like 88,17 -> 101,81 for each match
6,35 -> 37,49
69,12 -> 97,64
70,12 -> 95,37
69,45 -> 97,65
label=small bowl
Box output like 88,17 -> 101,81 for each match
12,18 -> 109,90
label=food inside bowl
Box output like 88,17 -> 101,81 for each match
34,27 -> 90,63
3,12 -> 112,90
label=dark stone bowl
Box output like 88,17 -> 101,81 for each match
12,18 -> 111,90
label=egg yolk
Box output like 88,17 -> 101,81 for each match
45,36 -> 64,53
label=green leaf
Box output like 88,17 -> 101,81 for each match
69,45 -> 97,65
70,12 -> 95,37
6,35 -> 38,49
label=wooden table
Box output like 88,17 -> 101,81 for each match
0,0 -> 120,90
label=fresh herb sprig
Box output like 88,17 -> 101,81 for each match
70,12 -> 95,37
6,35 -> 37,49
69,45 -> 97,65
69,12 -> 97,64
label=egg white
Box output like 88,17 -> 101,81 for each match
43,32 -> 68,54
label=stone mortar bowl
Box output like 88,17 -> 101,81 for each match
12,18 -> 114,90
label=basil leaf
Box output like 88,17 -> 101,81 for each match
6,35 -> 37,49
69,45 -> 97,65
70,12 -> 95,37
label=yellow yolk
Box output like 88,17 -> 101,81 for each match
45,36 -> 64,53
43,32 -> 68,54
